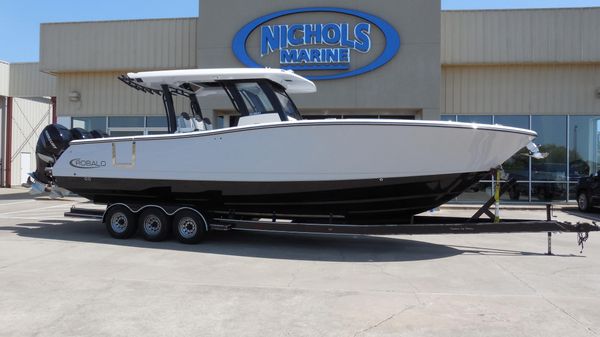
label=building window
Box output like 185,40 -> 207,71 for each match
457,115 -> 493,124
108,116 -> 145,128
442,114 -> 599,203
57,116 -> 72,129
302,115 -> 342,120
440,115 -> 457,122
530,116 -> 568,202
66,116 -> 168,136
108,116 -> 146,136
146,116 -> 168,127
145,116 -> 169,135
494,116 -> 531,201
301,115 -> 415,120
373,115 -> 415,120
569,116 -> 600,200
109,130 -> 145,137
72,117 -> 107,132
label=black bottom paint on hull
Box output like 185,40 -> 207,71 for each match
56,172 -> 489,222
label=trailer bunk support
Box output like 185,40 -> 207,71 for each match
470,175 -> 518,222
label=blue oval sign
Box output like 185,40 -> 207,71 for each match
232,7 -> 401,81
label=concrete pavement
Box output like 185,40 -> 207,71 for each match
0,189 -> 599,337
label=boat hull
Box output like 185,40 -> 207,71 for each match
51,119 -> 536,222
57,171 -> 488,222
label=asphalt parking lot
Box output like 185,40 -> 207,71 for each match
0,188 -> 599,337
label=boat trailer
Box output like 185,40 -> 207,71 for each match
66,203 -> 599,254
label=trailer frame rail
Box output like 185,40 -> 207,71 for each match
64,205 -> 599,253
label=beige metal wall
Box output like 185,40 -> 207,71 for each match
9,63 -> 56,97
0,61 -> 9,96
41,18 -> 198,73
57,72 -> 187,117
442,64 -> 600,115
442,8 -> 600,65
9,97 -> 52,186
0,96 -> 5,186
42,7 -> 600,122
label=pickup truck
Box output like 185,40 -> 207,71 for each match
577,172 -> 600,211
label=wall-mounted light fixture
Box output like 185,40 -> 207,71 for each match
68,91 -> 81,102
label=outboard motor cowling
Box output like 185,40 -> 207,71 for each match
90,129 -> 108,138
70,127 -> 93,140
33,124 -> 73,184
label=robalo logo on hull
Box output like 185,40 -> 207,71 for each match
69,158 -> 107,169
233,7 -> 401,81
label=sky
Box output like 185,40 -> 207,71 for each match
0,0 -> 599,63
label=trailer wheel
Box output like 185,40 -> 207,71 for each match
139,208 -> 171,242
173,210 -> 207,244
105,205 -> 137,239
578,192 -> 591,212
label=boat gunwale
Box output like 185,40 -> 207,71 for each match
69,119 -> 538,146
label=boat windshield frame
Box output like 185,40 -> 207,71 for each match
119,74 -> 303,131
119,75 -> 205,133
219,79 -> 302,123
271,83 -> 302,121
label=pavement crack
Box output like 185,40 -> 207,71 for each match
543,296 -> 599,336
550,266 -> 586,275
486,254 -> 537,293
375,264 -> 425,306
353,305 -> 415,337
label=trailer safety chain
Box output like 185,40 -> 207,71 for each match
577,231 -> 590,254
575,222 -> 595,253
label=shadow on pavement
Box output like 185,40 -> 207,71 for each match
0,218 -> 574,261
0,219 -> 466,263
0,191 -> 79,203
0,191 -> 38,201
561,207 -> 600,222
447,244 -> 583,258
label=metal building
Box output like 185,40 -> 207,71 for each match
0,62 -> 57,187
5,0 -> 598,202
441,8 -> 600,202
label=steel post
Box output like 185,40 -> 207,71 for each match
5,97 -> 12,187
51,97 -> 57,124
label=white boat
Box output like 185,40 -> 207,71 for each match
34,68 -> 538,223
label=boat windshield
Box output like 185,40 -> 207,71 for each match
221,80 -> 302,123
272,85 -> 302,120
235,82 -> 276,115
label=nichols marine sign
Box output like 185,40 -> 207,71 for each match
232,7 -> 401,80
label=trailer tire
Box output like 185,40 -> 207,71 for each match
105,205 -> 137,239
173,210 -> 207,244
139,208 -> 171,242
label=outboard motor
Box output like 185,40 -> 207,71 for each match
32,124 -> 73,184
70,127 -> 93,140
90,129 -> 108,138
